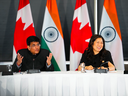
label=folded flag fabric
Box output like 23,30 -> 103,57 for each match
70,0 -> 92,71
13,0 -> 36,62
41,0 -> 66,71
99,0 -> 124,70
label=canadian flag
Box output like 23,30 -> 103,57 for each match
70,0 -> 92,70
12,0 -> 36,62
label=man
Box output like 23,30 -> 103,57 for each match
12,36 -> 54,72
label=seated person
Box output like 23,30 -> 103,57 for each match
12,36 -> 54,72
78,35 -> 115,71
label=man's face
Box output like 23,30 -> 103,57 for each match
27,42 -> 41,55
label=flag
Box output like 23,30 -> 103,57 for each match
70,0 -> 92,71
99,0 -> 124,70
13,0 -> 36,62
41,0 -> 66,71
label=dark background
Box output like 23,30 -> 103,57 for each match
0,0 -> 128,63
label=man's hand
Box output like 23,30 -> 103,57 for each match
46,53 -> 52,65
16,53 -> 23,66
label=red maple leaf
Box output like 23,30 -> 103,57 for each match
14,18 -> 36,53
71,17 -> 92,54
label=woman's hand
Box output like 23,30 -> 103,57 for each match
97,61 -> 115,71
78,65 -> 94,71
97,66 -> 107,70
85,65 -> 94,70
108,61 -> 115,71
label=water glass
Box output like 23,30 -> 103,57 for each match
7,65 -> 12,72
80,62 -> 85,73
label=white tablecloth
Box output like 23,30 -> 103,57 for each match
0,70 -> 128,96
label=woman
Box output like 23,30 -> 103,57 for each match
78,35 -> 115,71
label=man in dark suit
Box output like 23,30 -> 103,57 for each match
12,36 -> 54,72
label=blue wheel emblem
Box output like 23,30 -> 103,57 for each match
43,27 -> 59,43
100,26 -> 116,42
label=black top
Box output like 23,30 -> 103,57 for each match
80,50 -> 114,68
12,49 -> 54,72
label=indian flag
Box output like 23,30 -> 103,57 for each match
99,0 -> 124,70
41,0 -> 66,71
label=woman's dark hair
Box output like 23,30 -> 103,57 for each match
27,36 -> 40,46
86,35 -> 107,63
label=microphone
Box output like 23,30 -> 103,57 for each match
94,61 -> 108,73
100,61 -> 108,68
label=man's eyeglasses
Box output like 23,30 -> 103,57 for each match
30,44 -> 41,48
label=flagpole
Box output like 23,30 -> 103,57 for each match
94,0 -> 98,34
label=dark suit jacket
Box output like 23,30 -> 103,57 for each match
80,50 -> 114,68
12,49 -> 54,72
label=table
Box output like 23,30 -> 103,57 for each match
0,70 -> 128,96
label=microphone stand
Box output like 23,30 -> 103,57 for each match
33,58 -> 35,69
27,58 -> 40,74
94,61 -> 108,73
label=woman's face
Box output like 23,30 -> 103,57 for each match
92,38 -> 103,54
